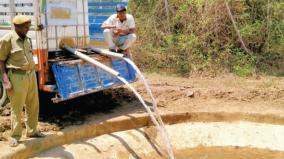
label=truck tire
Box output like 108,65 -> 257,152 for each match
0,83 -> 8,107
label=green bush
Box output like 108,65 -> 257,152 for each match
129,0 -> 284,76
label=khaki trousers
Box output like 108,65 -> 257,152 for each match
7,70 -> 39,140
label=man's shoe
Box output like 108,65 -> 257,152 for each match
27,132 -> 45,138
109,47 -> 119,53
109,48 -> 117,52
117,48 -> 124,53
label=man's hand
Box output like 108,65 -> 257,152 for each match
112,28 -> 129,37
0,61 -> 12,91
116,28 -> 129,35
2,74 -> 12,91
113,30 -> 120,38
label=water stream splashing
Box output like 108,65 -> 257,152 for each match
116,57 -> 175,159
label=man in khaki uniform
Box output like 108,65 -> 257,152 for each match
0,15 -> 44,147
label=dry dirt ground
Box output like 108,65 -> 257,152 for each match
0,73 -> 283,141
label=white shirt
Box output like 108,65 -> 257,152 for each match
103,14 -> 135,30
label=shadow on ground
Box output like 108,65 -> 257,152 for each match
38,87 -> 145,130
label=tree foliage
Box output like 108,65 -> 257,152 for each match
129,0 -> 284,76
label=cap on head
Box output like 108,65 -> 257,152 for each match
116,4 -> 126,12
12,15 -> 31,25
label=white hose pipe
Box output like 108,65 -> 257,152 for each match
91,48 -> 124,59
74,50 -> 120,77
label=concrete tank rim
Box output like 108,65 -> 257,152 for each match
2,111 -> 284,159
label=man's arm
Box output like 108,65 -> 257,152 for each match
116,28 -> 136,35
0,39 -> 12,91
128,28 -> 136,34
101,24 -> 116,29
101,15 -> 116,29
0,61 -> 11,91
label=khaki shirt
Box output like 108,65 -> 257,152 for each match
0,31 -> 35,71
